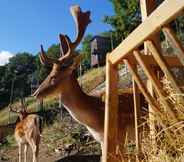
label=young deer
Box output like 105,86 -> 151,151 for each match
33,5 -> 135,161
9,100 -> 41,162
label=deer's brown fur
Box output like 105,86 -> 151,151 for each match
33,5 -> 135,161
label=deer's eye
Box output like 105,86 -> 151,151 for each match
60,60 -> 74,70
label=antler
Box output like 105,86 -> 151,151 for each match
58,5 -> 91,63
9,98 -> 28,114
70,5 -> 91,49
39,45 -> 60,66
39,5 -> 91,66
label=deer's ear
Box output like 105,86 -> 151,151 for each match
70,54 -> 83,70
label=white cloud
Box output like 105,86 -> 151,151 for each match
0,51 -> 14,66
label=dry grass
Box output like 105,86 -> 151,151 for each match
138,76 -> 184,162
78,67 -> 105,93
110,75 -> 184,162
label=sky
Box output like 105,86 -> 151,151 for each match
0,0 -> 114,65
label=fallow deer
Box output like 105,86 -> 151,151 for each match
33,5 -> 135,161
9,100 -> 41,162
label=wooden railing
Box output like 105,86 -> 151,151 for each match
103,0 -> 184,162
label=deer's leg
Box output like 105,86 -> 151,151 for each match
29,139 -> 38,162
35,143 -> 39,162
24,144 -> 28,162
18,143 -> 22,162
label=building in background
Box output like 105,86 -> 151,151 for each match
90,36 -> 110,67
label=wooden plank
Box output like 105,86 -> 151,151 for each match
132,65 -> 140,158
109,0 -> 184,65
133,50 -> 177,120
147,40 -> 183,94
141,0 -> 158,147
147,79 -> 157,148
141,1 -> 158,145
123,54 -> 183,67
103,54 -> 119,162
123,59 -> 162,116
140,0 -> 161,54
140,0 -> 157,20
163,26 -> 184,66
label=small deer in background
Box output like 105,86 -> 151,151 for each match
9,99 -> 41,162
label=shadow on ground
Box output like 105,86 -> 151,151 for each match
55,155 -> 100,162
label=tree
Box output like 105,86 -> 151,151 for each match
103,0 -> 141,47
80,34 -> 93,72
6,53 -> 36,99
0,65 -> 10,108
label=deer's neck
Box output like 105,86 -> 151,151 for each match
60,74 -> 87,107
60,73 -> 104,132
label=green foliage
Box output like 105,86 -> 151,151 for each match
0,53 -> 36,108
80,34 -> 93,72
174,15 -> 184,41
103,0 -> 141,46
8,53 -> 36,97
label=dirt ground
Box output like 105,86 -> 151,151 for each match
0,139 -> 101,162
1,141 -> 62,162
0,115 -> 101,162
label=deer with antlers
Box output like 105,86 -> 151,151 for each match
9,99 -> 41,162
33,5 -> 135,161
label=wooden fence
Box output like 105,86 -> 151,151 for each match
103,0 -> 184,162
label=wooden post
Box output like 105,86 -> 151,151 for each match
140,0 -> 160,148
132,64 -> 141,161
103,54 -> 119,162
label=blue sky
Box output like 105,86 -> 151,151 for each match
0,0 -> 114,65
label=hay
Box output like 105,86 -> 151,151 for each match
140,76 -> 184,162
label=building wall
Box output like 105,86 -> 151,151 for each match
91,36 -> 110,67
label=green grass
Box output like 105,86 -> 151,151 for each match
78,67 -> 105,92
0,134 -> 16,150
0,67 -> 106,125
0,96 -> 59,125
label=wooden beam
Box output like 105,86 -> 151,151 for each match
163,26 -> 184,66
133,50 -> 177,120
147,78 -> 157,148
109,0 -> 184,65
140,0 -> 161,54
125,54 -> 183,67
103,54 -> 119,162
141,0 -> 159,152
123,59 -> 162,116
147,40 -> 183,94
140,0 -> 157,20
